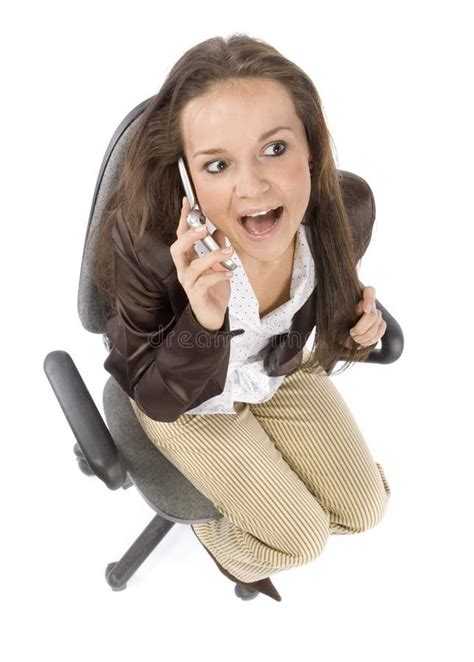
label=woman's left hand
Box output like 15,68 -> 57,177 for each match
343,286 -> 387,349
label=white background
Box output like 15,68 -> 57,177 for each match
2,1 -> 473,660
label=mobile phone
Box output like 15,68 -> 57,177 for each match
178,156 -> 237,271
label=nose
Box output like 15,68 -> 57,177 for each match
234,161 -> 270,199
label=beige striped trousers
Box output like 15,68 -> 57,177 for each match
128,351 -> 391,583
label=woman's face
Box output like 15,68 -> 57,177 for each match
180,78 -> 312,271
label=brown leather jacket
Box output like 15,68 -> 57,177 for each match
103,170 -> 375,422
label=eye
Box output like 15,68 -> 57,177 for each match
263,141 -> 287,157
203,141 -> 288,175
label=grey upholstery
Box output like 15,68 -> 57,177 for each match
103,376 -> 220,523
77,98 -> 151,334
77,95 -> 220,523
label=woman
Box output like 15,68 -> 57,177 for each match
93,34 -> 391,602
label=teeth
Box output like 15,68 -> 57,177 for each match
244,207 -> 278,218
249,209 -> 272,218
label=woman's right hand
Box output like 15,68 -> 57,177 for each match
170,196 -> 235,332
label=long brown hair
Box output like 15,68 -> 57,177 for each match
92,34 -> 375,374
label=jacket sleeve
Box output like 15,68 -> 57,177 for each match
103,214 -> 244,422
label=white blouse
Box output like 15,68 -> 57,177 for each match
186,221 -> 316,415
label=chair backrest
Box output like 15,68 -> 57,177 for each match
78,97 -> 375,337
77,96 -> 153,335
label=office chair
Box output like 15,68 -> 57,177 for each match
43,96 -> 404,601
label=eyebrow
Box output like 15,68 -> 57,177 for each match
192,125 -> 293,158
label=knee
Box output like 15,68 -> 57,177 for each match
285,507 -> 331,564
345,464 -> 391,533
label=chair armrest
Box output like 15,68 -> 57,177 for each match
360,298 -> 404,364
43,350 -> 128,490
326,298 -> 404,374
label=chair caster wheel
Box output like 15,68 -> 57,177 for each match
106,562 -> 127,591
234,583 -> 259,601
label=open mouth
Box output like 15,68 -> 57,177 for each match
238,206 -> 284,237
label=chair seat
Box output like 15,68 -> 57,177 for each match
102,376 -> 221,524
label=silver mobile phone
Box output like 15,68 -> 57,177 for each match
178,156 -> 237,271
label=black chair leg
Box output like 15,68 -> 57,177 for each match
105,514 -> 175,591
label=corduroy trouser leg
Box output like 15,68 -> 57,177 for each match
128,351 -> 391,583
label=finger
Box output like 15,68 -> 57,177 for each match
350,309 -> 382,340
175,196 -> 200,255
193,268 -> 234,292
355,289 -> 375,316
211,226 -> 228,250
185,246 -> 234,290
176,196 -> 191,237
188,244 -> 234,280
363,286 -> 377,314
352,313 -> 385,344
172,198 -> 208,269
209,227 -> 234,271
177,196 -> 207,242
